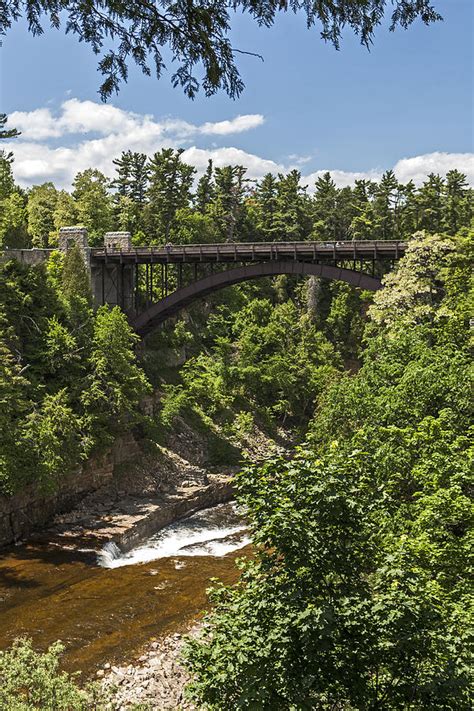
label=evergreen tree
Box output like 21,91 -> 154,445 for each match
335,186 -> 357,240
0,2 -> 441,101
195,159 -> 215,214
24,389 -> 83,489
145,148 -> 195,241
254,173 -> 279,241
0,191 -> 28,248
0,114 -> 20,140
273,170 -> 311,241
210,165 -> 248,242
399,179 -> 419,237
112,150 -> 133,197
442,169 -> 471,235
312,172 -> 338,240
417,173 -> 444,233
350,179 -> 376,239
129,152 -> 149,206
62,243 -> 92,307
0,312 -> 32,494
112,152 -> 149,234
371,169 -> 399,240
0,151 -> 15,200
81,306 -> 151,441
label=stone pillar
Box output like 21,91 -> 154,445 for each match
103,231 -> 132,251
59,225 -> 91,276
59,226 -> 90,256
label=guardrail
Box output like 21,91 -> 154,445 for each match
90,240 -> 406,264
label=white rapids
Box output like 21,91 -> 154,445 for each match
97,501 -> 250,569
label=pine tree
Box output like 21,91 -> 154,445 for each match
350,180 -> 377,240
0,312 -> 33,494
113,151 -> 149,203
0,152 -> 15,201
0,192 -> 28,248
145,149 -> 195,242
273,170 -> 311,241
112,151 -> 133,197
254,173 -> 279,241
416,173 -> 444,233
0,3 -> 442,101
112,151 -> 149,234
210,165 -> 249,242
129,153 -> 149,206
398,180 -> 419,237
62,243 -> 92,307
0,114 -> 20,140
312,172 -> 338,240
335,186 -> 357,240
371,170 -> 399,240
442,170 -> 471,235
195,159 -> 215,214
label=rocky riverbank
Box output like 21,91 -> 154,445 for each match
100,623 -> 201,710
40,416 -> 242,555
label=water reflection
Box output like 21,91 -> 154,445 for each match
0,501 -> 249,673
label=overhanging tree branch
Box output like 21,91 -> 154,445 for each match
0,1 -> 442,99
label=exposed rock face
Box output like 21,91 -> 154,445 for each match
45,416 -> 237,553
0,432 -> 140,547
101,625 -> 201,710
51,471 -> 234,554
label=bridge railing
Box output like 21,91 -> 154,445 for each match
90,240 -> 406,264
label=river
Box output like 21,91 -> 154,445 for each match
0,502 -> 249,674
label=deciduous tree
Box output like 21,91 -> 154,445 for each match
27,182 -> 58,248
72,169 -> 112,244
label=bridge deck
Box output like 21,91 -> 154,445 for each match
90,240 -> 406,264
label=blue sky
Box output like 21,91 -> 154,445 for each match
1,0 -> 472,188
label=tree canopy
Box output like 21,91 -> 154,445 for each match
184,230 -> 473,708
0,1 -> 442,99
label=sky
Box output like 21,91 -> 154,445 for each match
1,0 -> 473,190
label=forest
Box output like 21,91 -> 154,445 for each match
0,138 -> 472,707
1,147 -> 472,250
0,0 -> 471,705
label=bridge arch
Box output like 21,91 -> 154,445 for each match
132,260 -> 381,337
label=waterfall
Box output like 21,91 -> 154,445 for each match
97,541 -> 123,567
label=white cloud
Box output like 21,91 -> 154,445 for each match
303,168 -> 383,190
393,152 -> 474,185
182,146 -> 283,179
58,99 -> 145,135
199,115 -> 265,135
5,98 -> 473,191
5,99 -> 268,188
9,99 -> 264,143
9,108 -> 62,140
288,154 -> 313,166
302,154 -> 474,191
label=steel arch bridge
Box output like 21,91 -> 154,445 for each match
88,239 -> 405,337
1,234 -> 406,337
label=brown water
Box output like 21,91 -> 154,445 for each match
0,505 -> 248,676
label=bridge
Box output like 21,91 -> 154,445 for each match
2,228 -> 406,337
